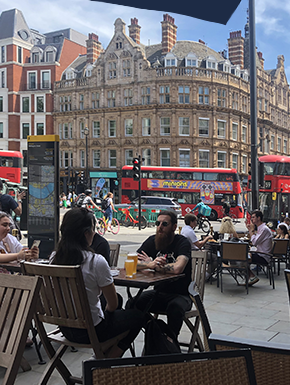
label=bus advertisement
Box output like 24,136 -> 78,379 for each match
122,166 -> 244,220
0,150 -> 23,184
247,155 -> 290,227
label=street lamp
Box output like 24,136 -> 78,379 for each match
84,126 -> 89,188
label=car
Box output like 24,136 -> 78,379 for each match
115,196 -> 182,218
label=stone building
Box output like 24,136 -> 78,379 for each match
53,14 -> 290,198
0,8 -> 87,183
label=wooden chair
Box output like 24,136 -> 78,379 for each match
82,349 -> 257,385
0,274 -> 41,385
271,238 -> 289,275
108,243 -> 120,267
219,241 -> 250,293
155,250 -> 207,352
188,281 -> 212,352
21,262 -> 129,385
209,334 -> 290,385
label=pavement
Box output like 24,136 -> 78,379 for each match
2,210 -> 290,384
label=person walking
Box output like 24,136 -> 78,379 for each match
103,192 -> 117,232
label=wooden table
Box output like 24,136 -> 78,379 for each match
0,259 -> 49,274
114,268 -> 185,311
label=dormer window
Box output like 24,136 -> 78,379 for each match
32,52 -> 39,63
44,46 -> 57,63
187,59 -> 197,66
206,55 -> 217,70
30,47 -> 43,63
66,70 -> 75,80
116,42 -> 122,49
185,53 -> 198,68
164,53 -> 177,67
86,64 -> 93,77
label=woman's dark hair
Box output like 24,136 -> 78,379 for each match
278,224 -> 288,236
53,208 -> 96,266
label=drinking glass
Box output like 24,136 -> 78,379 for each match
124,259 -> 134,278
127,253 -> 138,275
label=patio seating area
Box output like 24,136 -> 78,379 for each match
1,223 -> 290,384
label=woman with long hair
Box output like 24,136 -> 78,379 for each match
103,192 -> 117,232
275,224 -> 289,239
51,207 -> 144,358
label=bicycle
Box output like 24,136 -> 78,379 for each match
119,206 -> 147,229
192,211 -> 211,234
96,211 -> 120,236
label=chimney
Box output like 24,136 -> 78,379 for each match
161,14 -> 177,55
198,39 -> 205,45
86,33 -> 102,64
128,18 -> 141,44
257,51 -> 264,69
227,30 -> 244,69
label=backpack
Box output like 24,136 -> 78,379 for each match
101,198 -> 109,211
144,319 -> 181,355
76,193 -> 86,207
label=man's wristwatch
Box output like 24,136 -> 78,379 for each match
18,200 -> 22,203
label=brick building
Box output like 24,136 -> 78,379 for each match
0,8 -> 87,183
53,14 -> 290,200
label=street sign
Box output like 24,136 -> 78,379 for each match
27,135 -> 60,259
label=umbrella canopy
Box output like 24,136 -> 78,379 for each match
90,0 -> 241,25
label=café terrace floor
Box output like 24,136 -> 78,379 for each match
2,219 -> 290,384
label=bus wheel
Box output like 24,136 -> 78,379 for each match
209,210 -> 218,221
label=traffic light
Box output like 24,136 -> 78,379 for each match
132,157 -> 141,181
80,171 -> 85,184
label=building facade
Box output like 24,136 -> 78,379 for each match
0,8 -> 87,183
53,15 -> 290,200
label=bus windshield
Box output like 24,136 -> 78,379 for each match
263,162 -> 275,175
276,163 -> 290,176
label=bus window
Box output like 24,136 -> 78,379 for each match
174,192 -> 194,204
0,158 -> 14,167
192,172 -> 202,180
151,171 -> 163,178
276,163 -> 290,176
218,173 -> 235,182
204,173 -> 218,181
176,172 -> 192,180
192,192 -> 200,204
214,194 -> 237,206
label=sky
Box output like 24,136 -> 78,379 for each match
1,0 -> 290,79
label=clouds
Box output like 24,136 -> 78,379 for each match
0,0 -> 289,78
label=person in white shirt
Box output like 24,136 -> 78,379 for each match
181,213 -> 214,280
246,209 -> 273,286
181,214 -> 213,250
0,211 -> 39,262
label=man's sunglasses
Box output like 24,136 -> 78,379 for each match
155,220 -> 170,227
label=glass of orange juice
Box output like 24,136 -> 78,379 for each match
127,253 -> 138,275
124,259 -> 134,278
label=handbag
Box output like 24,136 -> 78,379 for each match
144,318 -> 181,355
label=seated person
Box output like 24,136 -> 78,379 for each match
245,209 -> 273,286
90,232 -> 123,309
0,211 -> 39,262
278,217 -> 290,231
181,213 -> 214,280
275,224 -> 289,239
50,207 -> 144,358
219,216 -> 239,240
181,213 -> 213,250
127,210 -> 192,338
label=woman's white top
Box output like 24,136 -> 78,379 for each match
0,233 -> 23,254
50,250 -> 113,326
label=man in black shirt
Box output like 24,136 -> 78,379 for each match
128,210 -> 192,338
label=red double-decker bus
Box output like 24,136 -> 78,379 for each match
247,155 -> 290,227
122,166 -> 244,220
0,151 -> 23,184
